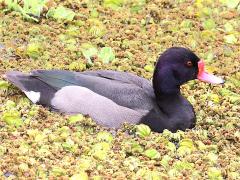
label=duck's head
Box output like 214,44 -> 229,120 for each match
153,47 -> 224,96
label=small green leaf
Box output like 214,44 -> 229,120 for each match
160,155 -> 172,168
23,0 -> 46,18
98,47 -> 115,64
68,114 -> 84,124
96,131 -> 113,143
224,34 -> 238,44
62,138 -> 77,152
173,161 -> 194,171
2,111 -> 23,127
89,26 -> 106,38
208,167 -> 223,180
202,19 -> 216,30
90,9 -> 99,18
70,172 -> 89,180
180,20 -> 193,28
103,0 -> 125,10
91,142 -> 111,160
144,148 -> 160,159
219,88 -> 240,104
136,124 -> 151,138
26,42 -> 43,59
179,138 -> 195,149
46,6 -> 75,21
144,64 -> 154,72
224,23 -> 234,32
80,43 -> 98,64
51,166 -> 66,176
0,80 -> 9,90
0,145 -> 7,156
220,0 -> 240,9
166,142 -> 176,153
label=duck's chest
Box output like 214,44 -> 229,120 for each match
140,96 -> 196,132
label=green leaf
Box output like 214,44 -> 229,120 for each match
98,47 -> 115,64
70,172 -> 89,180
202,19 -> 216,30
62,138 -> 77,152
4,0 -> 40,21
46,6 -> 75,21
220,0 -> 240,9
180,20 -> 193,28
23,0 -> 46,18
68,114 -> 84,124
224,22 -> 234,32
130,0 -> 146,13
90,9 -> 99,18
2,111 -> 23,127
89,25 -> 106,38
136,124 -> 151,138
160,155 -> 172,168
219,88 -> 240,104
26,42 -> 43,59
144,64 -> 154,72
91,142 -> 111,160
80,44 -> 98,64
173,161 -> 194,171
208,167 -> 223,180
0,80 -> 9,90
96,131 -> 113,143
103,0 -> 125,10
51,166 -> 66,176
224,34 -> 238,44
144,148 -> 160,159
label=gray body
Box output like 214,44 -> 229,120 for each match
6,70 -> 157,128
5,69 -> 195,132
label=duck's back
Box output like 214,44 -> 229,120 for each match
6,70 -> 156,128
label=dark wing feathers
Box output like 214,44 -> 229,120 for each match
82,70 -> 154,96
31,70 -> 78,90
31,70 -> 154,97
7,70 -> 155,110
6,71 -> 56,105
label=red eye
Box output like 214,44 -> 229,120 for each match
186,61 -> 193,67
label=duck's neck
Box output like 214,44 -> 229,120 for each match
152,67 -> 180,98
152,68 -> 192,116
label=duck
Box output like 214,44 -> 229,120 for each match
5,47 -> 224,132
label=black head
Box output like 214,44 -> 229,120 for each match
153,47 -> 200,95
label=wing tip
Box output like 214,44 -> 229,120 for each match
5,71 -> 27,90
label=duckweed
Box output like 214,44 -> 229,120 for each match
0,0 -> 239,179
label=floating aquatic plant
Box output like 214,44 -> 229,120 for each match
144,148 -> 160,159
26,42 -> 43,59
0,0 -> 239,179
3,0 -> 47,22
224,34 -> 238,44
46,6 -> 75,21
0,80 -> 9,91
70,172 -> 89,180
98,47 -> 115,64
135,124 -> 151,138
68,114 -> 84,124
103,0 -> 125,10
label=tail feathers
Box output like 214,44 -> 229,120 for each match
5,71 -> 29,91
5,71 -> 56,105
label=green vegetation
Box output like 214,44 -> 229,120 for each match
0,0 -> 239,179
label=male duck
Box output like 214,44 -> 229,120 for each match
6,47 -> 224,132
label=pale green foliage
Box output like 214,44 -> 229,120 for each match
220,0 -> 240,8
98,47 -> 115,64
136,124 -> 151,138
46,6 -> 75,21
3,0 -> 47,21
